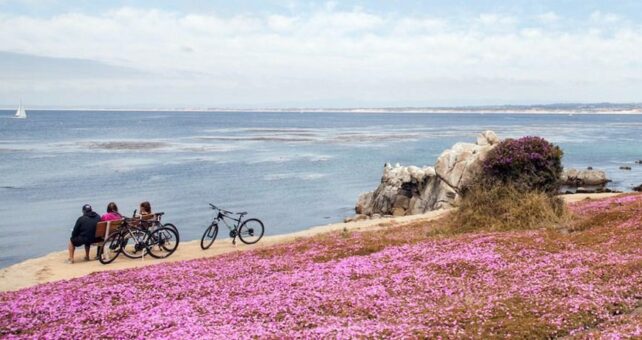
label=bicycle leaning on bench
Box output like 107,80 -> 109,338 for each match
200,203 -> 265,249
98,215 -> 179,264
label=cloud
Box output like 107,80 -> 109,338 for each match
590,11 -> 620,23
0,7 -> 641,107
536,11 -> 560,23
477,13 -> 517,26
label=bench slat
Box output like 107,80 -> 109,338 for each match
95,219 -> 124,239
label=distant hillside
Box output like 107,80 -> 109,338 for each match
2,103 -> 642,113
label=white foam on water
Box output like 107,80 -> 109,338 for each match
245,153 -> 334,165
263,172 -> 327,181
26,138 -> 248,154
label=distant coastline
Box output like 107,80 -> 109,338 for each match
1,103 -> 642,114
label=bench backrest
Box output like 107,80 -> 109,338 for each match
95,219 -> 124,238
141,212 -> 163,221
140,214 -> 155,221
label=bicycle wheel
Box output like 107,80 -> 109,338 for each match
147,227 -> 179,259
200,223 -> 218,250
238,218 -> 264,244
98,232 -> 121,264
163,223 -> 180,242
121,228 -> 149,259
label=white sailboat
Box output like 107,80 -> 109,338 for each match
15,102 -> 27,119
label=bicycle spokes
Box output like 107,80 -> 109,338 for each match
147,227 -> 179,259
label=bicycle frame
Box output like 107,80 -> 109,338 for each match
210,207 -> 246,244
201,203 -> 264,249
120,219 -> 149,254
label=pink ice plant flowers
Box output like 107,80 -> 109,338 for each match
1,195 -> 641,338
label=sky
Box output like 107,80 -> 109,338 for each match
1,0 -> 642,108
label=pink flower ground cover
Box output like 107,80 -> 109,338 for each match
1,194 -> 641,338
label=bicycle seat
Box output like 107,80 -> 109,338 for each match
155,212 -> 165,216
237,211 -> 247,215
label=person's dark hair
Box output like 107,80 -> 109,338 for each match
82,204 -> 92,213
106,202 -> 119,213
140,201 -> 151,214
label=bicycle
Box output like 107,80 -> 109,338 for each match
200,203 -> 264,249
138,211 -> 180,244
119,210 -> 177,259
98,216 -> 179,264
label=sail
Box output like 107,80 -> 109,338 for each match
15,104 -> 27,119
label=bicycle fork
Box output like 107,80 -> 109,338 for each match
232,228 -> 238,245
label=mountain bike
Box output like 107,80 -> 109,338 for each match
98,217 -> 179,264
200,203 -> 264,249
119,210 -> 178,259
138,211 -> 180,244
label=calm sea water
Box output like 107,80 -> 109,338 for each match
1,110 -> 641,268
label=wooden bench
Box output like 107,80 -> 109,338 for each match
93,219 -> 124,249
137,212 -> 164,229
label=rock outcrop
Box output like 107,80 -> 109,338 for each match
354,131 -> 500,217
561,168 -> 609,186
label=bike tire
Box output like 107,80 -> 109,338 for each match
200,223 -> 218,250
98,232 -> 121,264
121,228 -> 149,259
147,227 -> 179,259
238,218 -> 264,244
162,223 -> 180,242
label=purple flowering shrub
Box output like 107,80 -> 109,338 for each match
482,136 -> 563,194
453,136 -> 565,232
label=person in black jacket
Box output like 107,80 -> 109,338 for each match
67,204 -> 101,263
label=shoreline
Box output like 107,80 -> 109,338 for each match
0,192 -> 618,293
2,108 -> 642,115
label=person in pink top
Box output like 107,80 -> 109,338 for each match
101,202 -> 122,221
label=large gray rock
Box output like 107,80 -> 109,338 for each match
561,168 -> 609,186
354,131 -> 500,217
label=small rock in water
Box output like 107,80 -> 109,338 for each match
635,160 -> 642,164
561,168 -> 609,186
587,166 -> 593,170
596,187 -> 620,193
576,187 -> 596,194
344,214 -> 369,223
619,166 -> 632,171
633,184 -> 642,192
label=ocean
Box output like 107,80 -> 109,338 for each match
1,110 -> 641,268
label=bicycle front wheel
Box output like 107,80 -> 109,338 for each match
238,219 -> 264,244
147,227 -> 179,259
98,232 -> 121,264
200,223 -> 218,250
121,228 -> 148,259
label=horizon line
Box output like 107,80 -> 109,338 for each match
1,102 -> 642,114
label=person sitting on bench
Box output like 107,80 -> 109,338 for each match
138,201 -> 152,217
101,202 -> 122,221
67,204 -> 100,264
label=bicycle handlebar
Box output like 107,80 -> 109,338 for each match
208,203 -> 239,215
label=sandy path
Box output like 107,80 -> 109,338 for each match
0,193 -> 620,292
